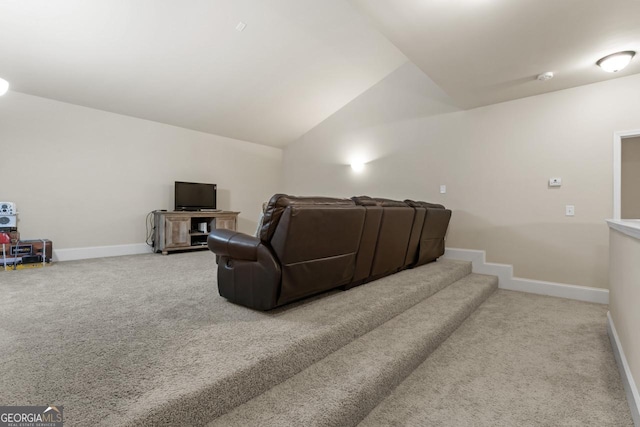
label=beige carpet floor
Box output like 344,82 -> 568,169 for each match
0,251 -> 632,426
0,251 -> 470,426
360,290 -> 634,427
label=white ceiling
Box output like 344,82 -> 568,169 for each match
350,0 -> 640,109
0,0 -> 406,147
1,0 -> 639,147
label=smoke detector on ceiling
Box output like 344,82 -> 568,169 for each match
537,72 -> 554,81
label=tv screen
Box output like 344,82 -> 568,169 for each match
174,181 -> 217,211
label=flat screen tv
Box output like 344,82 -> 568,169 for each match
174,181 -> 217,211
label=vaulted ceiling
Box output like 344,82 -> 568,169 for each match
350,0 -> 640,109
1,0 -> 639,147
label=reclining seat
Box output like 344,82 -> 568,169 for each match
208,194 -> 366,310
351,197 -> 417,282
404,200 -> 452,266
347,197 -> 383,289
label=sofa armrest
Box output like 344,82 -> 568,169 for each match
211,230 -> 283,310
208,229 -> 261,261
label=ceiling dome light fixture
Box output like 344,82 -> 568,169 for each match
597,51 -> 636,73
0,77 -> 9,96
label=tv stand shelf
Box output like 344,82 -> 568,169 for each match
153,210 -> 239,255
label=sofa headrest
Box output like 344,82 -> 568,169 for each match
272,195 -> 354,207
404,199 -> 446,209
351,196 -> 378,206
352,196 -> 409,208
373,198 -> 409,208
260,194 -> 355,242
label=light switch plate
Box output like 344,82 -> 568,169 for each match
565,205 -> 575,216
440,185 -> 446,194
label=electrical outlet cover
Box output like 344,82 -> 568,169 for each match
549,178 -> 562,187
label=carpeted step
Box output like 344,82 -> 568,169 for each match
207,273 -> 498,427
358,290 -> 633,427
116,258 -> 472,426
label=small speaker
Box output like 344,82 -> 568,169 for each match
0,215 -> 16,228
0,202 -> 16,215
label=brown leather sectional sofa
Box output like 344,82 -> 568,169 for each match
207,194 -> 452,310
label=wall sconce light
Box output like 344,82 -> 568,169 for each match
0,78 -> 9,96
351,162 -> 365,173
596,51 -> 636,73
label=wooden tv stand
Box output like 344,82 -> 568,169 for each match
153,210 -> 240,255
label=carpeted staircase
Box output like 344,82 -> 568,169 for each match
208,272 -> 497,427
0,254 -> 498,427
126,259 -> 498,427
167,264 -> 494,427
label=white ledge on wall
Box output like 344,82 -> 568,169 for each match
607,219 -> 640,240
443,248 -> 609,304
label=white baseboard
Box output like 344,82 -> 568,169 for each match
607,312 -> 640,426
443,248 -> 609,304
53,243 -> 153,262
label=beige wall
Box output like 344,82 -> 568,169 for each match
0,92 -> 282,250
283,72 -> 640,289
622,136 -> 640,219
609,228 -> 640,392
